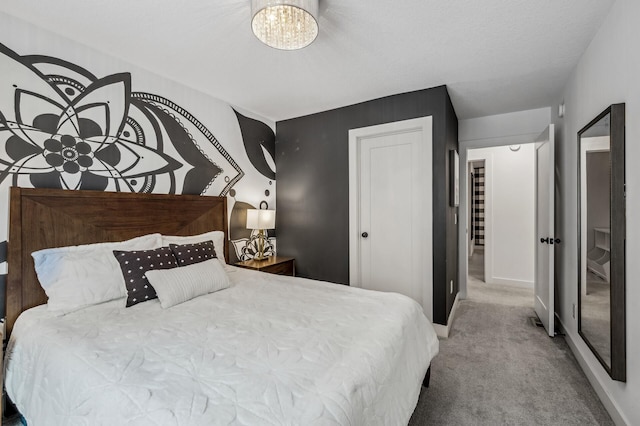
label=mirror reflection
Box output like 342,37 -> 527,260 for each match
579,113 -> 611,367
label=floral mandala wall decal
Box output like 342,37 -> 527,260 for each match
0,42 -> 277,278
3,72 -> 185,191
0,44 -> 239,194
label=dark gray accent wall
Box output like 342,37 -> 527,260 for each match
443,95 -> 459,322
276,86 -> 459,325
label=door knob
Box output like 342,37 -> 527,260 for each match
362,232 -> 369,238
540,237 -> 561,244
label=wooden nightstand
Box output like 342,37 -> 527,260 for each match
235,256 -> 295,277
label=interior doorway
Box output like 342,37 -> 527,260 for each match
464,144 -> 536,307
458,124 -> 556,337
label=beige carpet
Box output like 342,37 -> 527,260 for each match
408,249 -> 613,425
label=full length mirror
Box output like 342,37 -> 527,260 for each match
578,103 -> 625,382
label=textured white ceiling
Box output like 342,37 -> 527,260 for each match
0,0 -> 614,121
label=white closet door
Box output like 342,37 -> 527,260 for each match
349,117 -> 432,318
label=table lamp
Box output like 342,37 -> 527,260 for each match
246,209 -> 275,260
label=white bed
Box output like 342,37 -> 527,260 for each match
5,188 -> 439,425
6,265 -> 439,426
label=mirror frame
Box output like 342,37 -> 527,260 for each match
577,103 -> 626,382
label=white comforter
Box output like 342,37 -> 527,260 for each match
5,266 -> 439,426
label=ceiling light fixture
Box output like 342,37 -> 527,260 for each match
251,0 -> 319,50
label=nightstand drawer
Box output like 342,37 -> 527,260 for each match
235,256 -> 295,277
261,260 -> 294,276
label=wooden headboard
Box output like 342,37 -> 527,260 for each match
6,187 -> 228,335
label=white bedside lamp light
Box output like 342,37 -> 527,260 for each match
246,209 -> 275,260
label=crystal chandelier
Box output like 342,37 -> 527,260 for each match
251,0 -> 319,50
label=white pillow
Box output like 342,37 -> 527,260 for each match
146,258 -> 230,308
161,231 -> 226,264
32,233 -> 163,315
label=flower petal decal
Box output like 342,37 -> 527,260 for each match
234,110 -> 276,180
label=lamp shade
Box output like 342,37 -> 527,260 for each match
246,209 -> 276,229
251,0 -> 319,50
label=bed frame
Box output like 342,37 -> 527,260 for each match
6,187 -> 228,336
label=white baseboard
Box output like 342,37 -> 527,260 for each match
556,318 -> 629,426
433,293 -> 460,339
487,277 -> 534,288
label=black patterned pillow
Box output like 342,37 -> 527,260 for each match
169,240 -> 217,267
113,247 -> 178,307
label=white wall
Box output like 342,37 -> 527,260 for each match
468,145 -> 535,287
459,107 -> 551,146
458,107 -> 550,298
552,0 -> 640,424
